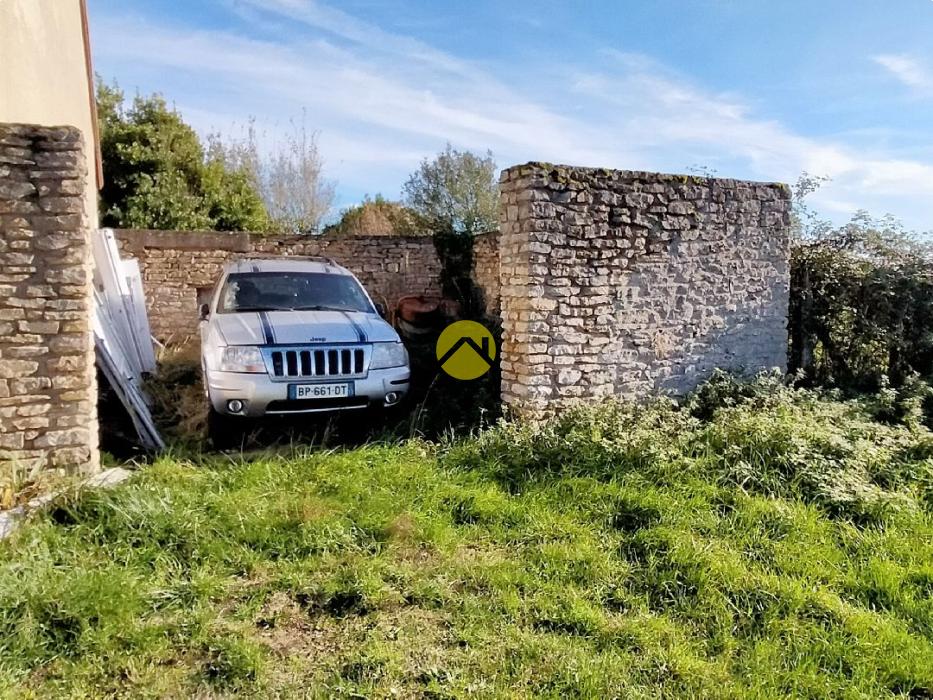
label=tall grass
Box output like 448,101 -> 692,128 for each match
452,372 -> 933,523
1,375 -> 932,697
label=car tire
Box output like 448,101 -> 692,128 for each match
207,405 -> 243,450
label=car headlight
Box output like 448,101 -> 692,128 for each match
370,342 -> 408,369
220,346 -> 266,373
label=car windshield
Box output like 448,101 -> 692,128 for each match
217,272 -> 374,314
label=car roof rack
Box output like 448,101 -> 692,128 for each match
236,254 -> 340,267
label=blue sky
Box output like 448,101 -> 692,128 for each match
87,0 -> 933,230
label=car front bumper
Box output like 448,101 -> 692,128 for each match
205,366 -> 411,417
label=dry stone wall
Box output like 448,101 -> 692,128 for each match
472,231 -> 500,315
115,230 -> 445,342
498,163 -> 791,416
0,124 -> 98,481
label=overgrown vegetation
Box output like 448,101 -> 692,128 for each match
788,175 -> 933,398
402,143 -> 498,236
97,83 -> 335,233
142,342 -> 209,445
3,376 -> 933,697
96,82 -> 270,232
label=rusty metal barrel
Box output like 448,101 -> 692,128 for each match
395,295 -> 461,342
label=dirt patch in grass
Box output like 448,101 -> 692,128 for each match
255,592 -> 347,660
253,589 -> 459,695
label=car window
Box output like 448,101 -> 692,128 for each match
217,272 -> 374,314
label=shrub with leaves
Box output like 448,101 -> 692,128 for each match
788,176 -> 933,392
402,143 -> 498,236
323,195 -> 427,237
96,81 -> 270,231
450,374 -> 933,523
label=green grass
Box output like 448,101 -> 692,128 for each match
2,375 -> 933,697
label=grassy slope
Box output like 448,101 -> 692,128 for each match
1,381 -> 933,698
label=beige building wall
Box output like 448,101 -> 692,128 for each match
0,0 -> 100,225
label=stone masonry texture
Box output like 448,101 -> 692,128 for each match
498,162 -> 791,416
0,124 -> 99,481
115,229 -> 447,342
472,231 -> 501,316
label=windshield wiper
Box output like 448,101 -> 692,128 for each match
234,305 -> 289,312
290,304 -> 357,312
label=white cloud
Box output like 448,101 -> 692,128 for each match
232,0 -> 482,81
569,54 -> 933,208
91,12 -> 617,167
873,53 -> 932,91
89,3 -> 933,231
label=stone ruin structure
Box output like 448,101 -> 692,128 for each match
0,123 -> 792,478
498,163 -> 791,416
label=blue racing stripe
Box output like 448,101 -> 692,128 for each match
341,311 -> 367,342
258,311 -> 275,345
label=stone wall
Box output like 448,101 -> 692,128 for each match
498,163 -> 791,416
0,124 -> 98,482
115,229 -> 444,342
472,231 -> 500,316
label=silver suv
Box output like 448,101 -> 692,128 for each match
199,257 -> 410,427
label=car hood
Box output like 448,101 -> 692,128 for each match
214,310 -> 399,346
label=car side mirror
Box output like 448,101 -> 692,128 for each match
374,302 -> 387,319
199,303 -> 211,321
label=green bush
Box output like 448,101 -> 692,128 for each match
789,208 -> 933,393
451,374 -> 933,523
97,81 -> 270,231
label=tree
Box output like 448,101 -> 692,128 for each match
209,118 -> 336,234
261,121 -> 335,234
322,195 -> 428,237
402,144 -> 498,235
96,81 -> 269,231
787,175 -> 933,391
789,172 -> 833,241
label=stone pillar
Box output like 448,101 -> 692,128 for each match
0,124 -> 99,484
498,165 -> 553,415
498,162 -> 792,417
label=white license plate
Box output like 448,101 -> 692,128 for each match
289,382 -> 352,400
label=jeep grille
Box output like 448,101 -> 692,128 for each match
262,346 -> 368,378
